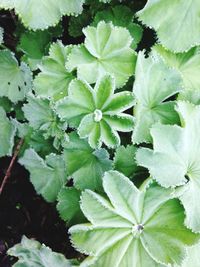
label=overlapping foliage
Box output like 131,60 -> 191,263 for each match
1,0 -> 200,266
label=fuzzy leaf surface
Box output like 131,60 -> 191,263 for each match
34,42 -> 74,100
137,101 -> 200,232
56,75 -> 135,149
66,21 -> 136,88
8,236 -> 71,267
138,0 -> 200,52
132,51 -> 182,144
69,171 -> 198,266
0,0 -> 85,30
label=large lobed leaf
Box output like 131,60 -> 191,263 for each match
66,21 -> 137,88
137,101 -> 200,232
0,0 -> 85,30
138,0 -> 200,52
132,51 -> 182,144
69,171 -> 199,266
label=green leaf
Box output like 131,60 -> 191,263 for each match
66,21 -> 137,88
113,145 -> 138,177
0,27 -> 4,44
57,187 -> 85,224
0,49 -> 32,103
0,107 -> 16,157
17,30 -> 52,70
69,171 -> 199,266
136,101 -> 200,232
154,45 -> 200,91
63,132 -> 112,191
0,0 -> 85,30
138,0 -> 200,52
8,236 -> 71,267
175,242 -> 200,267
56,75 -> 135,148
93,5 -> 143,49
132,51 -> 182,144
34,42 -> 74,100
22,94 -> 68,149
19,149 -> 68,202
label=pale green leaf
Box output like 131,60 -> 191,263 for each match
8,236 -> 71,267
132,51 -> 182,144
56,76 -> 134,149
0,107 -> 16,157
154,45 -> 200,91
34,42 -> 74,100
0,0 -> 85,30
136,101 -> 200,232
138,0 -> 200,52
22,94 -> 68,149
66,21 -> 136,88
0,27 -> 4,45
64,132 -> 112,191
69,171 -> 198,266
93,5 -> 143,49
0,49 -> 32,103
19,149 -> 68,202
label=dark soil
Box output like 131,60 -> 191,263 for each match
0,157 -> 78,267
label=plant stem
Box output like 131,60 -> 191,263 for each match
0,138 -> 24,195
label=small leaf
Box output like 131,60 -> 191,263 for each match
57,187 -> 85,224
8,236 -> 71,267
19,149 -> 68,202
0,107 -> 16,157
63,132 -> 112,191
34,42 -> 74,100
0,50 -> 32,103
113,145 -> 138,177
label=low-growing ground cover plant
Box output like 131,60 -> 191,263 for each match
1,0 -> 200,266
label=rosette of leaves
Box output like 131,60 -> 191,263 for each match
69,171 -> 199,267
19,149 -> 68,202
66,21 -> 137,88
132,51 -> 182,144
0,0 -> 85,30
0,107 -> 16,157
8,236 -> 71,267
0,49 -> 32,103
137,0 -> 200,52
34,42 -> 74,100
22,94 -> 68,149
56,75 -> 135,149
93,5 -> 143,49
137,101 -> 200,232
63,132 -> 112,190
